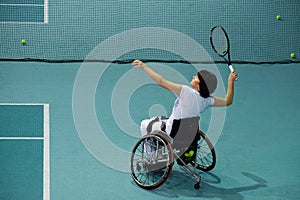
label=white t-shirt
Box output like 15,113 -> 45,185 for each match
165,85 -> 215,134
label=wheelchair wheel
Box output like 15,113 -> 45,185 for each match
191,130 -> 216,172
130,131 -> 174,190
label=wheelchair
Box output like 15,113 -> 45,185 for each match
130,117 -> 216,190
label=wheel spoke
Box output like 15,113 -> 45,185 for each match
130,132 -> 174,189
194,133 -> 216,171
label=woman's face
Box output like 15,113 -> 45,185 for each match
190,75 -> 200,91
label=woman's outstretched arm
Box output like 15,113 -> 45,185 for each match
132,60 -> 182,95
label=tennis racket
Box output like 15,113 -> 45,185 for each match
210,25 -> 238,80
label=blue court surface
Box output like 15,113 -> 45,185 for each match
0,0 -> 300,199
0,62 -> 299,200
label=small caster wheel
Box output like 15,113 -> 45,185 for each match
194,182 -> 200,189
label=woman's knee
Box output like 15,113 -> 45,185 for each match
140,119 -> 150,136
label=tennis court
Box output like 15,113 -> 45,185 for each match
1,1 -> 299,200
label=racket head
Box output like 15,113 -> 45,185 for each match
210,26 -> 230,57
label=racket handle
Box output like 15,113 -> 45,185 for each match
228,65 -> 235,72
228,65 -> 238,80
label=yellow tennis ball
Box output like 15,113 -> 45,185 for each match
290,53 -> 296,59
189,150 -> 194,157
21,39 -> 26,45
184,150 -> 195,157
276,15 -> 281,20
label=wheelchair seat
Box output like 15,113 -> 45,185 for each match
169,116 -> 200,164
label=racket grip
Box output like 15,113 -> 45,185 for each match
228,65 -> 235,72
228,65 -> 238,80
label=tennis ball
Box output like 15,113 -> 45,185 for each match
290,53 -> 296,59
188,150 -> 194,157
21,39 -> 26,45
184,150 -> 194,157
276,15 -> 281,20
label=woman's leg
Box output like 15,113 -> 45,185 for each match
140,119 -> 151,137
140,116 -> 167,136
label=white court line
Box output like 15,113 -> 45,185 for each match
0,103 -> 50,200
44,0 -> 48,24
0,2 -> 48,24
0,103 -> 47,105
0,137 -> 44,140
0,22 -> 45,24
0,4 -> 44,7
43,104 -> 50,200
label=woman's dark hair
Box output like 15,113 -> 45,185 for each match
197,70 -> 217,98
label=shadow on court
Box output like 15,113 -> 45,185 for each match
149,170 -> 267,199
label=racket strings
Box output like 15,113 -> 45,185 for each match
211,29 -> 229,56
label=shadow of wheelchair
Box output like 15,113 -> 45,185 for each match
149,170 -> 267,200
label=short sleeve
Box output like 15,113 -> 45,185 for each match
199,96 -> 214,113
207,96 -> 215,107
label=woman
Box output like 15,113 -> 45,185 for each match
132,59 -> 238,138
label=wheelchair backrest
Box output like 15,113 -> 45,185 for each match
169,116 -> 200,150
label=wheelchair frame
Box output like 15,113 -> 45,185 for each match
130,129 -> 216,190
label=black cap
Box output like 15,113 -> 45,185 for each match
197,70 -> 217,98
